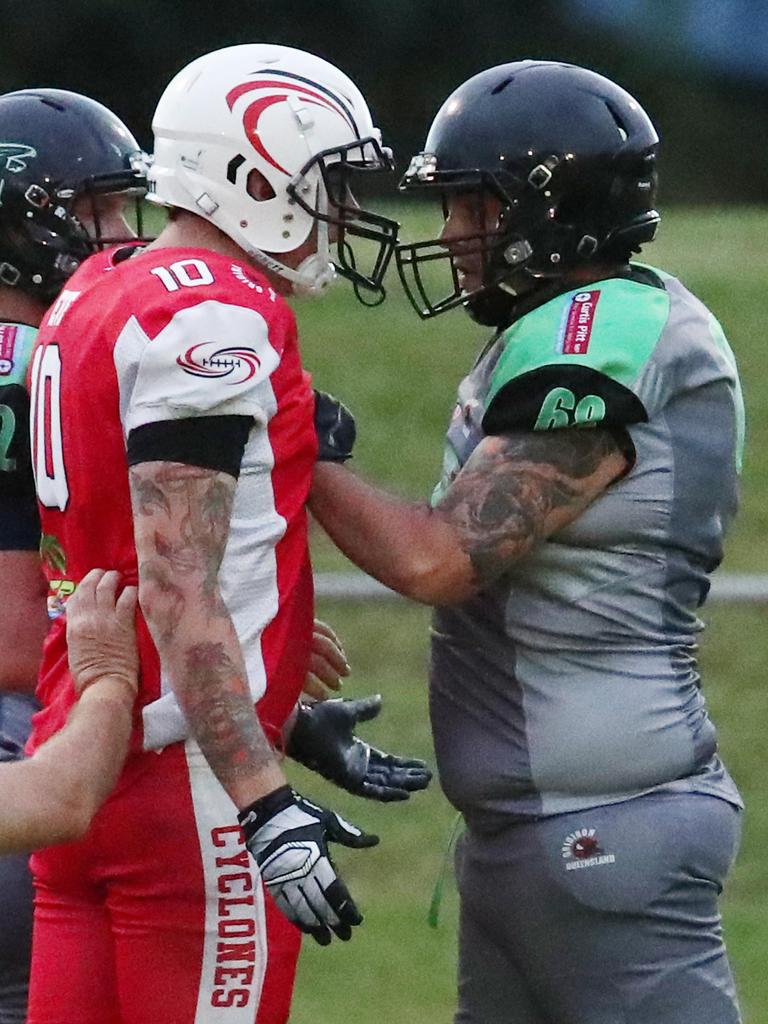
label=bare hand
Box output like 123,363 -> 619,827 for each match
302,619 -> 350,701
66,570 -> 139,698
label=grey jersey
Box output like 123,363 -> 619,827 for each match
429,267 -> 744,831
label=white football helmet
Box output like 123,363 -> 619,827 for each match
149,44 -> 398,299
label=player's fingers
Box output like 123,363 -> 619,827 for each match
302,875 -> 343,932
310,633 -> 350,678
370,745 -> 430,770
312,619 -> 343,647
326,813 -> 380,849
72,568 -> 105,609
321,877 -> 362,935
94,569 -> 121,608
275,887 -> 332,945
307,653 -> 345,690
115,585 -> 138,625
367,760 -> 433,790
309,925 -> 333,946
349,694 -> 382,724
301,674 -> 333,701
360,781 -> 410,802
330,921 -> 352,941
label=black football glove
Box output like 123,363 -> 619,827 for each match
313,389 -> 356,462
239,785 -> 378,946
286,695 -> 433,802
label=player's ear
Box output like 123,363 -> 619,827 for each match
247,169 -> 276,203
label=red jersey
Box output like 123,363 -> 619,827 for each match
28,245 -> 316,753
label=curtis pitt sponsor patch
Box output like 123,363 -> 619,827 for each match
557,290 -> 601,356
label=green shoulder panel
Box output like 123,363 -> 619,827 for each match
487,277 -> 670,408
0,323 -> 38,387
0,324 -> 37,474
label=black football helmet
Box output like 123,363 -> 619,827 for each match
396,61 -> 660,324
0,88 -> 149,301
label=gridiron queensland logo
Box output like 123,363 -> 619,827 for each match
561,827 -> 616,871
177,342 -> 261,384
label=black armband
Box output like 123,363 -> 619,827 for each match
126,415 -> 252,479
483,364 -> 648,436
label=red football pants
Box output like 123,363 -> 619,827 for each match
27,741 -> 301,1024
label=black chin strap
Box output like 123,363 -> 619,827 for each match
466,288 -> 519,327
468,275 -> 590,329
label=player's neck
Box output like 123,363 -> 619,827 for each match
0,286 -> 48,328
563,262 -> 630,286
146,210 -> 245,261
146,209 -> 290,295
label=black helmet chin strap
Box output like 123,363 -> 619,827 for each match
465,287 -> 519,327
468,267 -> 604,330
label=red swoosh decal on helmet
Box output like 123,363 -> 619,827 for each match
239,94 -> 293,175
241,94 -> 340,175
226,78 -> 357,177
226,79 -> 354,130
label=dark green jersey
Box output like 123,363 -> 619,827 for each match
430,267 -> 744,830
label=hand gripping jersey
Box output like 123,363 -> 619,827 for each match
429,266 -> 744,831
27,246 -> 317,754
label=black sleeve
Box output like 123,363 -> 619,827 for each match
0,383 -> 40,552
126,415 -> 253,479
482,364 -> 648,436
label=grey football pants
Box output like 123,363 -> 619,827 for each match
0,694 -> 38,1024
455,792 -> 742,1024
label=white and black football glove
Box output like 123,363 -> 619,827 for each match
239,785 -> 378,945
313,389 -> 356,462
287,695 -> 433,802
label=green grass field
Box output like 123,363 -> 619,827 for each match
278,205 -> 768,1023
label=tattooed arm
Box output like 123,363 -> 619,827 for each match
130,461 -> 285,807
309,428 -> 628,605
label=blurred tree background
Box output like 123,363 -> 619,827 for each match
2,0 -> 768,202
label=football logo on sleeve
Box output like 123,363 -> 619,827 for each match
177,342 -> 262,384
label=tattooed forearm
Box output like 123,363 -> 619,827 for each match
129,462 -> 235,619
438,427 -> 626,582
131,475 -> 173,517
131,459 -> 282,797
181,642 -> 275,779
135,558 -> 187,642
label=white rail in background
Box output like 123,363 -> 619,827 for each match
314,572 -> 768,604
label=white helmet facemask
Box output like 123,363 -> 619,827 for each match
149,44 -> 398,300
